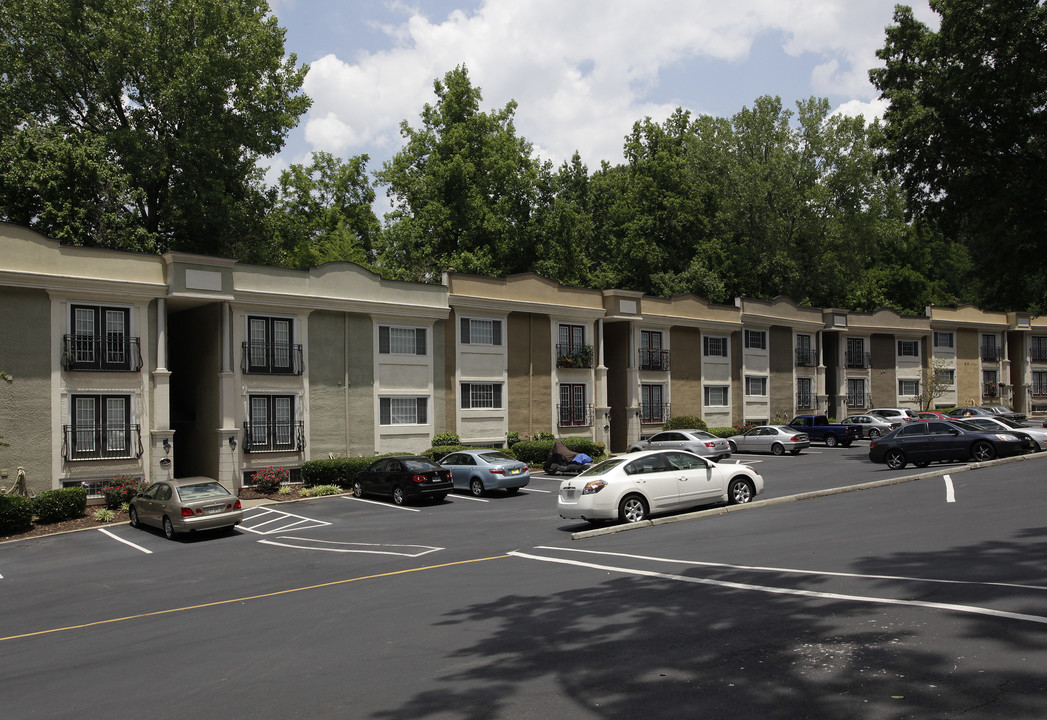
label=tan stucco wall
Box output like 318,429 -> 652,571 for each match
507,312 -> 552,439
669,326 -> 702,417
0,286 -> 52,494
956,329 -> 982,405
870,334 -> 897,407
769,326 -> 794,420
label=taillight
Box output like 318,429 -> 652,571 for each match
870,441 -> 878,449
412,474 -> 428,483
489,468 -> 506,475
704,442 -> 716,448
233,499 -> 241,510
790,435 -> 802,442
582,480 -> 606,495
180,507 -> 195,517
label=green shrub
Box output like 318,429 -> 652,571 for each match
34,487 -> 87,524
251,466 -> 288,494
708,426 -> 741,438
532,431 -> 554,441
432,432 -> 460,446
506,431 -> 520,446
663,415 -> 708,432
93,508 -> 116,522
510,437 -> 606,466
310,484 -> 342,496
102,476 -> 147,509
0,494 -> 34,535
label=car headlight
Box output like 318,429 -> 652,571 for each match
996,434 -> 1018,442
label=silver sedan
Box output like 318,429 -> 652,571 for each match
841,414 -> 900,439
627,429 -> 731,460
727,425 -> 811,455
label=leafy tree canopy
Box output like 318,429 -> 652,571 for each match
870,0 -> 1047,311
0,0 -> 310,258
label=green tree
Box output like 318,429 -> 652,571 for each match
269,152 -> 380,269
870,0 -> 1047,311
375,66 -> 544,280
0,0 -> 310,257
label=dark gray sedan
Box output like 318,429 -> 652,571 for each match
627,429 -> 731,460
129,477 -> 242,540
438,450 -> 531,496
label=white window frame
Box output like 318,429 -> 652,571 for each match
379,397 -> 428,425
743,329 -> 767,350
460,318 -> 502,346
703,335 -> 728,358
935,368 -> 956,386
897,340 -> 919,358
744,376 -> 767,396
703,385 -> 729,407
933,331 -> 954,348
898,379 -> 920,396
460,382 -> 503,409
378,326 -> 428,356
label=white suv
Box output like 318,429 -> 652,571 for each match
869,407 -> 918,423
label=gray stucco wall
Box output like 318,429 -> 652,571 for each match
307,311 -> 375,457
0,286 -> 53,493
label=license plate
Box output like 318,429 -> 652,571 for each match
204,506 -> 223,515
563,488 -> 576,499
510,468 -> 520,475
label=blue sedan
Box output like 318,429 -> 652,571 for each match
438,450 -> 531,497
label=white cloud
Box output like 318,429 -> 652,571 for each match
286,0 -> 935,171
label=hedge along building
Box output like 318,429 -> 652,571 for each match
0,224 -> 449,496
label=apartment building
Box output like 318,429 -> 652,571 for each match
2,223 -> 1045,494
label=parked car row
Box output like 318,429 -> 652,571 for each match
868,418 -> 1027,469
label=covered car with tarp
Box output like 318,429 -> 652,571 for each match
543,439 -> 593,475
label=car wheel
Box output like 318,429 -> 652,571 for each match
352,481 -> 363,498
728,478 -> 754,505
885,449 -> 907,470
771,442 -> 784,456
392,486 -> 406,505
914,460 -> 931,468
868,429 -> 881,439
128,505 -> 140,529
728,441 -> 737,453
825,434 -> 838,448
162,516 -> 176,540
506,487 -> 520,496
618,494 -> 649,524
971,441 -> 996,462
470,478 -> 485,497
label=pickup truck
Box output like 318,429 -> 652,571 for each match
788,415 -> 862,447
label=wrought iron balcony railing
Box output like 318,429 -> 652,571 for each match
846,394 -> 867,408
242,420 -> 305,453
61,335 -> 143,372
640,403 -> 670,424
241,342 -> 304,375
556,344 -> 594,369
62,424 -> 143,461
795,348 -> 817,367
845,351 -> 871,369
638,349 -> 670,371
557,404 -> 594,428
981,347 -> 1003,362
796,392 -> 815,410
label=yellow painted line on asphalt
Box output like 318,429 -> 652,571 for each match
0,554 -> 510,643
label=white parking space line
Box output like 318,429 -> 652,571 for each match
239,507 -> 333,535
258,537 -> 443,557
523,487 -> 552,494
452,494 -> 490,503
944,474 -> 956,503
511,549 -> 1047,626
341,497 -> 420,512
98,528 -> 153,554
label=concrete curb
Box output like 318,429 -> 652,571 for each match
570,451 -> 1047,540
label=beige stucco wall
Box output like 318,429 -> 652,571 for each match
307,311 -> 376,457
0,286 -> 52,494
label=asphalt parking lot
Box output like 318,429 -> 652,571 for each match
2,445 -> 1046,719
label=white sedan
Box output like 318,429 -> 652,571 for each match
557,449 -> 764,524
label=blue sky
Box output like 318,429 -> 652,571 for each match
265,0 -> 936,188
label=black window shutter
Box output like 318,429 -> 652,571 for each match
379,398 -> 390,424
460,317 -> 470,344
378,326 -> 390,354
461,383 -> 471,409
416,328 -> 427,355
417,398 -> 428,424
493,320 -> 502,346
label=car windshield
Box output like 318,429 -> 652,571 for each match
997,417 -> 1025,428
690,431 -> 716,440
402,459 -> 441,471
577,458 -> 625,477
949,420 -> 983,432
478,451 -> 515,462
177,482 -> 230,501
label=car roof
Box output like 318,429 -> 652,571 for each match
167,476 -> 226,487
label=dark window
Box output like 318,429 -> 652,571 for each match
379,326 -> 427,355
65,394 -> 140,460
379,397 -> 428,425
64,305 -> 141,372
245,316 -> 301,374
246,395 -> 302,452
461,383 -> 502,409
460,318 -> 502,345
558,384 -> 591,426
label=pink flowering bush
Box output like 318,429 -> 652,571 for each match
252,466 -> 288,494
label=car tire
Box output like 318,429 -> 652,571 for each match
470,478 -> 485,497
914,460 -> 931,468
868,429 -> 881,439
728,441 -> 737,453
885,449 -> 907,470
162,516 -> 176,540
771,442 -> 784,456
971,441 -> 996,462
392,486 -> 406,505
728,478 -> 754,504
352,481 -> 363,498
618,494 -> 649,523
128,505 -> 140,529
506,487 -> 520,496
825,434 -> 838,448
